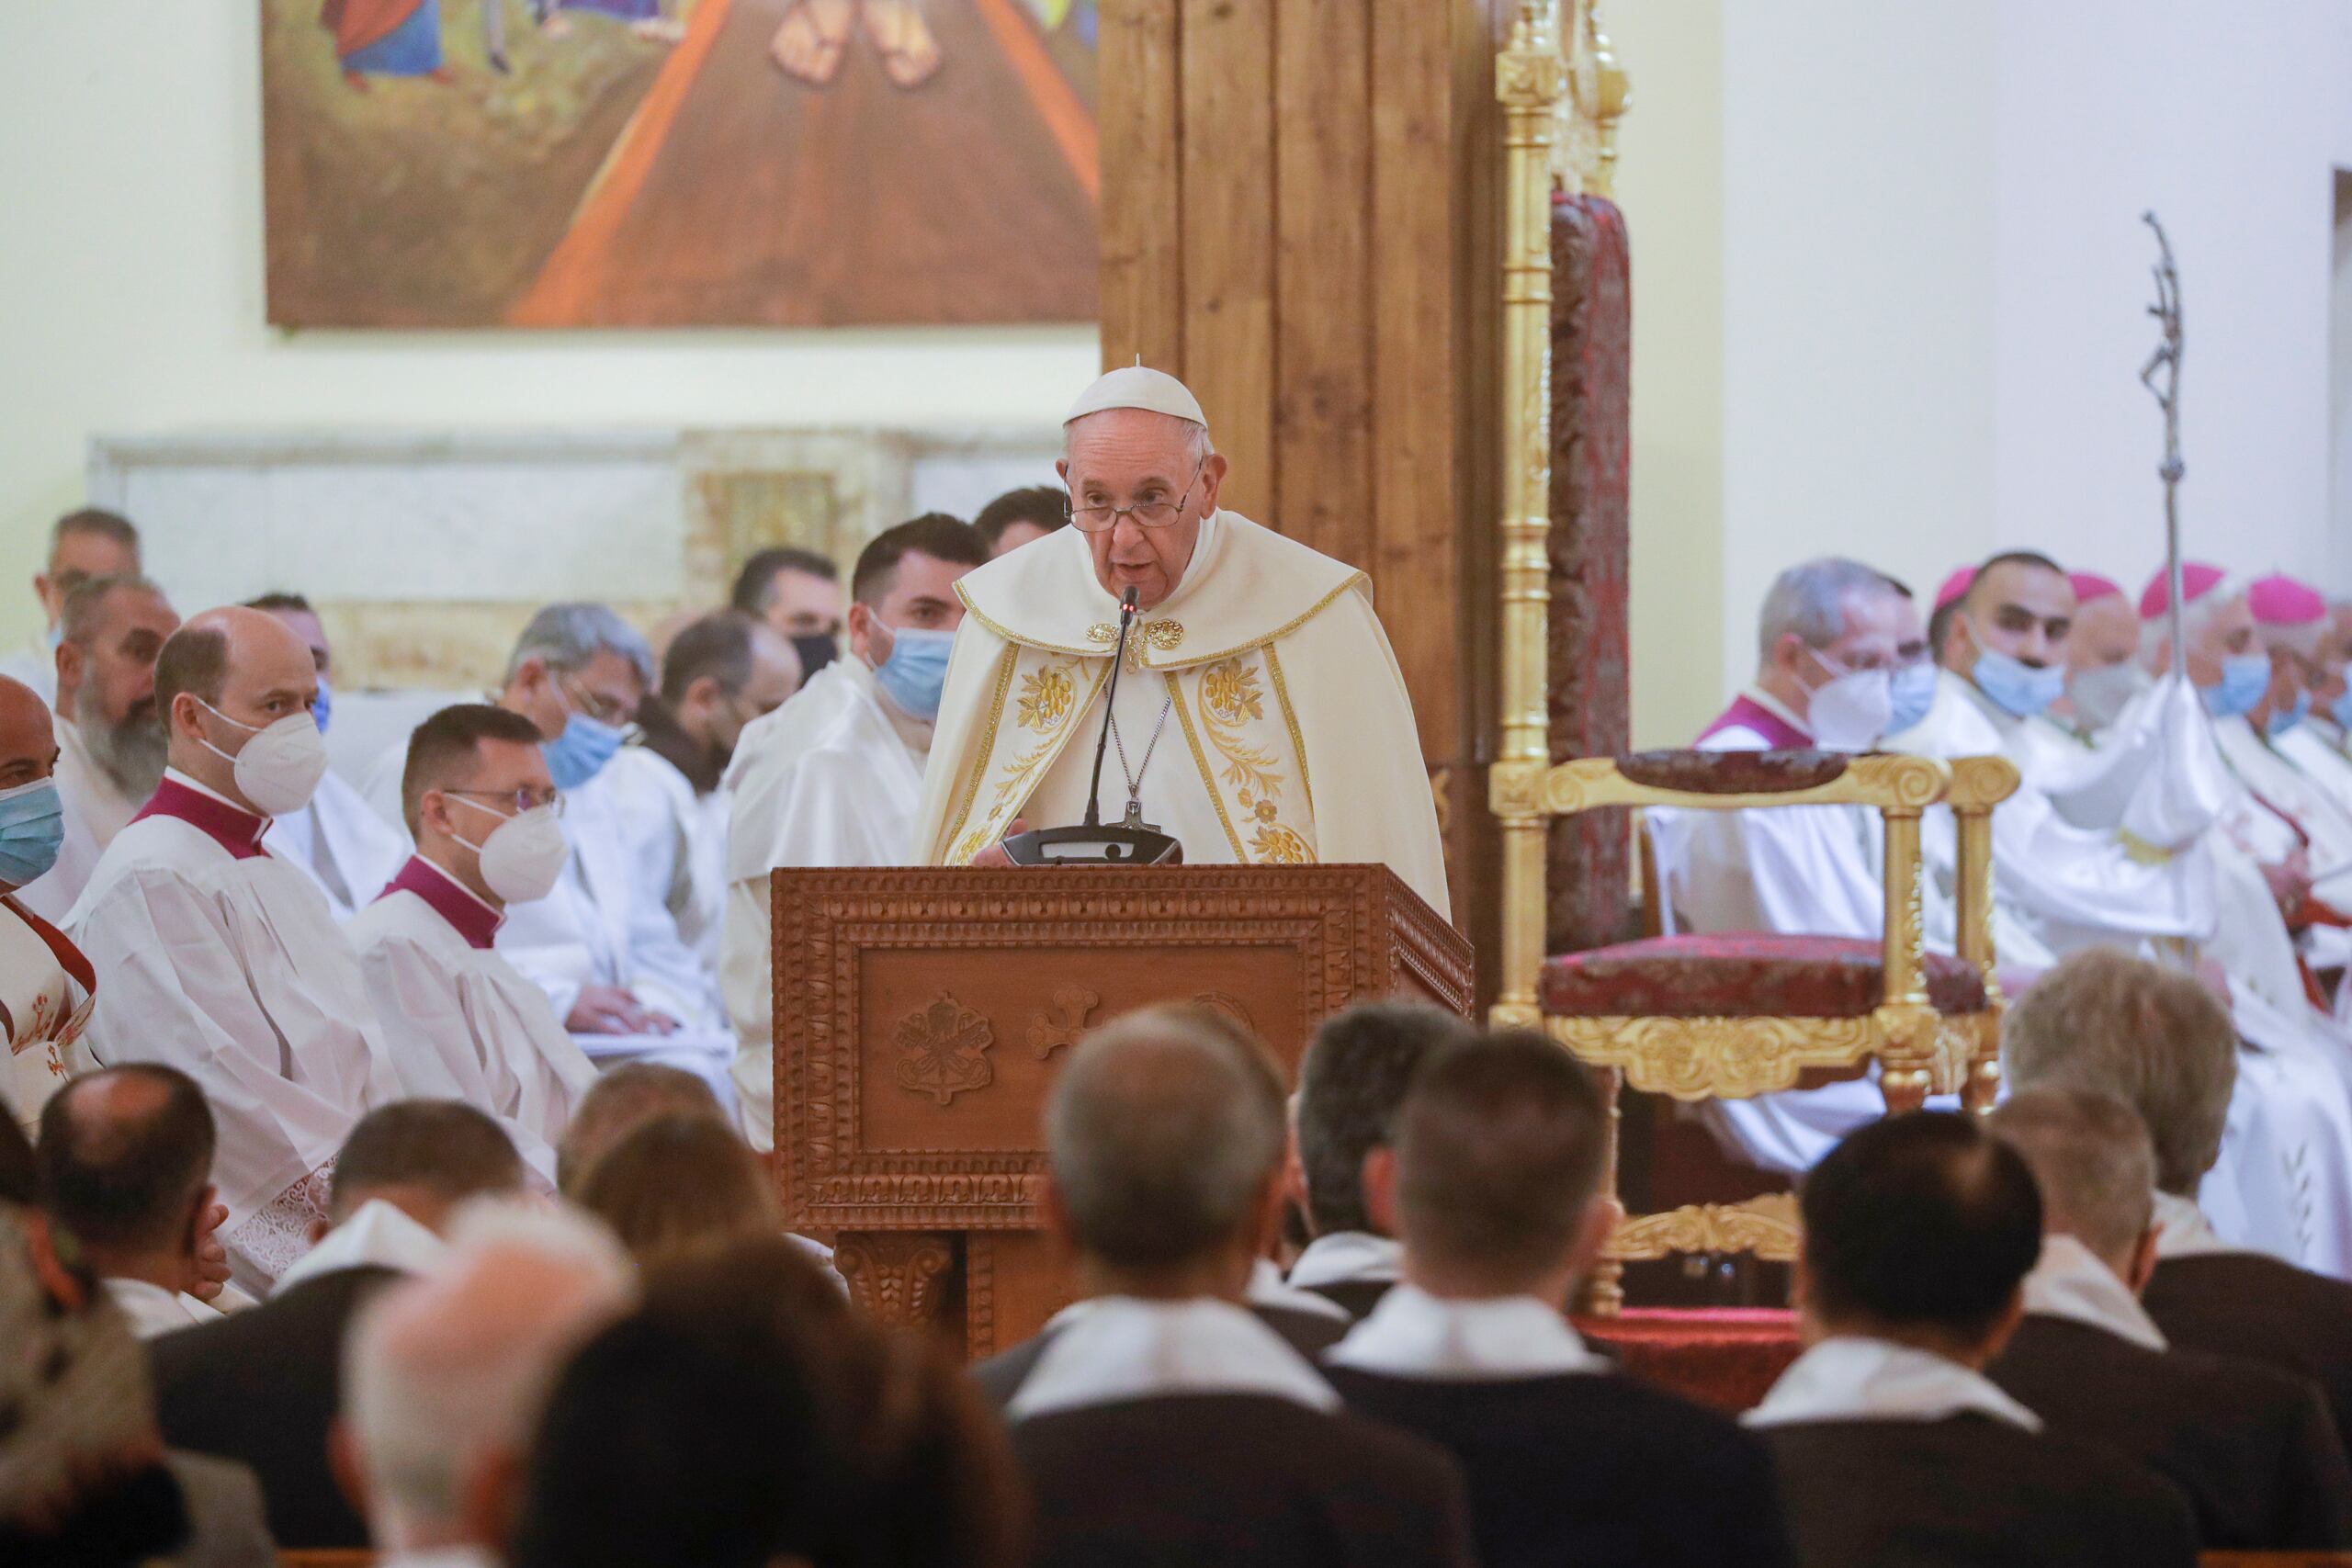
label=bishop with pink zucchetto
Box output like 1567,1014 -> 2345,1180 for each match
910,367 -> 1449,912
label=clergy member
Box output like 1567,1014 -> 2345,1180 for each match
2273,593 -> 2352,825
361,604 -> 734,1100
720,513 -> 989,1146
66,605 -> 401,1292
245,593 -> 407,919
1655,558 -> 1934,1172
2233,574 -> 2352,936
345,705 -> 600,1179
0,674 -> 97,1134
0,507 -> 140,707
21,573 -> 178,921
974,483 -> 1072,558
912,367 -> 1449,911
2061,572 -> 2143,738
730,544 -> 846,678
607,611 -> 800,977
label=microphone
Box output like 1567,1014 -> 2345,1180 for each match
1001,582 -> 1182,867
1080,586 -> 1140,829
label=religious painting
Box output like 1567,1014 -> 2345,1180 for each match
261,0 -> 1099,328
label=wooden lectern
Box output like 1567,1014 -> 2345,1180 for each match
772,863 -> 1474,1359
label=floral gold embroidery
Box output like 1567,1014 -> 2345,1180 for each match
1016,666 -> 1076,730
1203,658 -> 1267,726
1087,619 -> 1185,668
1249,823 -> 1310,863
1196,656 -> 1285,810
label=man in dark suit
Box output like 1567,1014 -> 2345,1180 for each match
1286,1001 -> 1474,1319
975,1002 -> 1476,1568
1985,1087 -> 2352,1548
146,1100 -> 526,1548
1321,1030 -> 1793,1568
2003,946 -> 2352,1446
1749,1110 -> 2199,1568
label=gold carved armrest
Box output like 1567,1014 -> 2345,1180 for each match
1606,1192 -> 1801,1264
1543,751 -> 1950,816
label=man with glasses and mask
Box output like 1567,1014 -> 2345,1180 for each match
19,573 -> 178,922
365,603 -> 737,1102
346,705 -> 598,1175
911,367 -> 1448,913
65,606 -> 403,1292
721,513 -> 988,1148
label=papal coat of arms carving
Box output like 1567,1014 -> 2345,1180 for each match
892,993 -> 997,1106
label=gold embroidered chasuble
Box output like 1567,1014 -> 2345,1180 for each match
910,512 -> 1450,914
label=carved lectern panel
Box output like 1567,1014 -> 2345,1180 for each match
774,864 -> 1474,1353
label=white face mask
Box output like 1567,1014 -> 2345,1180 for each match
195,701 -> 329,818
448,796 -> 570,905
1804,653 -> 1894,751
2068,661 -> 2148,734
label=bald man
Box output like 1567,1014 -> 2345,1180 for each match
0,674 -> 97,1134
66,606 -> 402,1292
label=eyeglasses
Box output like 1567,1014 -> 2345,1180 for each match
446,787 -> 566,818
1066,462 -> 1205,534
558,674 -> 642,738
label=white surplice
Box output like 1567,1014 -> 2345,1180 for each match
345,857 -> 599,1182
19,717 -> 144,923
2216,715 -> 2352,927
2019,1235 -> 2167,1351
0,892 -> 96,1136
1007,1295 -> 1340,1422
272,1196 -> 449,1294
493,770 -> 736,1106
604,745 -> 729,976
719,658 -> 930,1149
1326,1282 -> 1611,1379
1285,1230 -> 1405,1294
1744,1337 -> 2042,1431
102,1277 -> 223,1340
65,772 -> 403,1293
266,771 -> 409,921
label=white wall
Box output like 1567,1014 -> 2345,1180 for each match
1992,0 -> 2352,599
1718,1 -> 1998,693
1700,0 -> 2352,697
0,2 -> 1097,646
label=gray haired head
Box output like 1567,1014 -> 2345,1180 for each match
1044,1004 -> 1285,1271
1986,1087 -> 2156,1261
1755,557 -> 1901,669
506,603 -> 655,691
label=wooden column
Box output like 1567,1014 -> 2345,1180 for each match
1099,0 -> 1503,982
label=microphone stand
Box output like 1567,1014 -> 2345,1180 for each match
1001,584 -> 1183,866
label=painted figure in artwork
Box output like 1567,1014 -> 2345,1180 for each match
321,0 -> 454,89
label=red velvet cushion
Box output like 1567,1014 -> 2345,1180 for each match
1576,1309 -> 1801,1415
1540,932 -> 1988,1018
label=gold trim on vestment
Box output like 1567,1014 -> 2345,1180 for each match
1167,670 -> 1249,860
941,645 -> 1022,864
952,573 -> 1368,673
1264,643 -> 1311,817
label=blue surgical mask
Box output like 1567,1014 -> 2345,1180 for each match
2335,685 -> 2352,732
311,677 -> 334,736
0,778 -> 65,889
2267,691 -> 2311,740
42,624 -> 62,653
1887,662 -> 1939,735
543,712 -> 626,791
2203,654 -> 2272,720
1972,648 -> 2066,719
874,626 -> 956,722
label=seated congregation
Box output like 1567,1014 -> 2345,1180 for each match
5,492 -> 2352,1567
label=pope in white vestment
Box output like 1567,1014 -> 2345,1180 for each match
911,367 -> 1448,914
720,515 -> 987,1146
67,608 -> 402,1292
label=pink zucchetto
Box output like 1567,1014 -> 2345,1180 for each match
1934,568 -> 1976,611
2069,571 -> 2123,604
2247,572 -> 2328,627
2138,561 -> 2228,621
